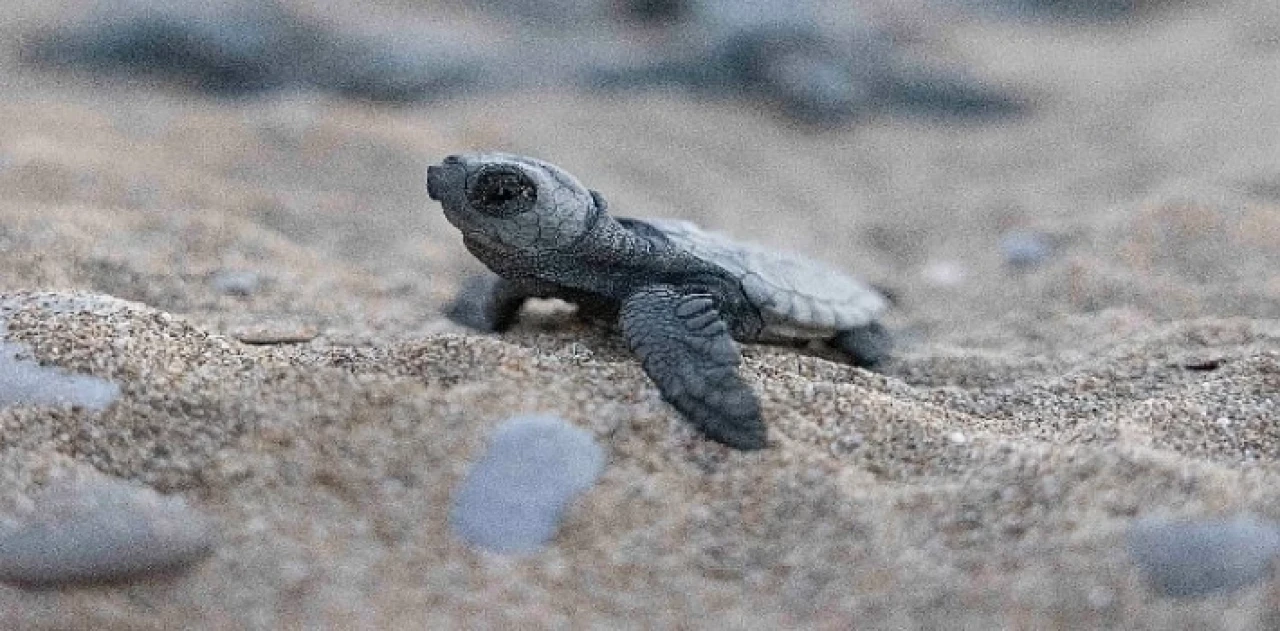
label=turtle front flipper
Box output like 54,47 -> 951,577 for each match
620,286 -> 766,450
444,274 -> 530,332
834,322 -> 893,369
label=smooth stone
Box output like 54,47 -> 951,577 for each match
210,270 -> 261,296
0,478 -> 217,587
0,320 -> 121,412
450,414 -> 606,554
1127,514 -> 1280,598
999,230 -> 1053,269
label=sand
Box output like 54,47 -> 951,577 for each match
1,0 -> 1279,627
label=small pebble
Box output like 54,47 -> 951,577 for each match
211,270 -> 261,296
0,477 -> 216,587
450,414 -> 606,554
0,321 -> 121,411
999,231 -> 1053,269
233,324 -> 319,345
1127,514 -> 1280,597
1181,357 -> 1224,371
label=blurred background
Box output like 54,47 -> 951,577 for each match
0,0 -> 1277,363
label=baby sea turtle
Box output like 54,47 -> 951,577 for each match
22,0 -> 488,102
427,153 -> 891,450
587,0 -> 1027,125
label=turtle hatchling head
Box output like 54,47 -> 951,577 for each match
426,153 -> 600,253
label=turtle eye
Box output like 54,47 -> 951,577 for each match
467,167 -> 538,218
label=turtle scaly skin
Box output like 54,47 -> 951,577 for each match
427,152 -> 890,450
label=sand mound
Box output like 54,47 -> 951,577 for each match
2,0 -> 1279,627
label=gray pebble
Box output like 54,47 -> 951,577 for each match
211,270 -> 262,296
0,320 -> 121,412
999,230 -> 1053,269
0,477 -> 216,587
450,414 -> 605,554
1127,514 -> 1280,598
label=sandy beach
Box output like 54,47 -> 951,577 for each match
1,0 -> 1279,627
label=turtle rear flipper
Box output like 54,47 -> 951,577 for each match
620,286 -> 766,450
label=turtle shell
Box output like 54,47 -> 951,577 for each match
640,218 -> 888,339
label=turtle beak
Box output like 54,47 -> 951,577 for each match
426,155 -> 464,201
